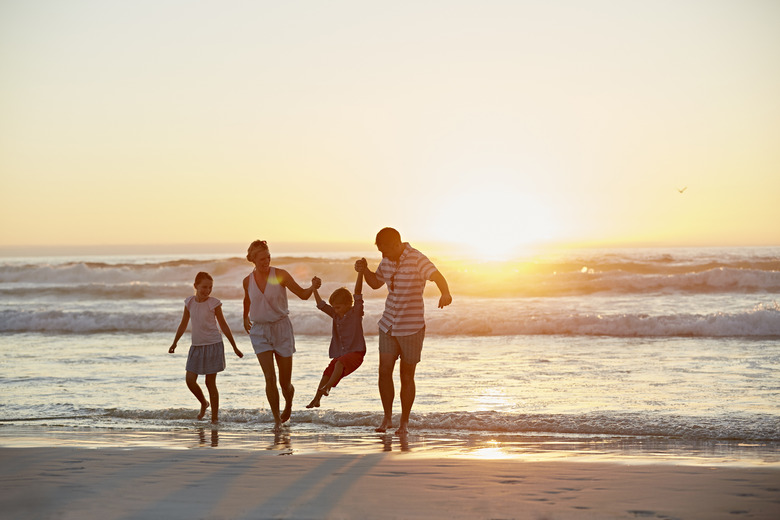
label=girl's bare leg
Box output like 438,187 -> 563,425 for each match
276,353 -> 294,423
185,371 -> 209,420
205,373 -> 219,424
257,352 -> 282,431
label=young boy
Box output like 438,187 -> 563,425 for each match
306,271 -> 366,408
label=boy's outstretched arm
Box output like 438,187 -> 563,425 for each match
312,277 -> 324,306
430,271 -> 452,309
354,270 -> 363,295
355,258 -> 382,290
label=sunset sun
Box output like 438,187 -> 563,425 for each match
430,183 -> 558,260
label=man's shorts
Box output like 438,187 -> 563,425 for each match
323,351 -> 365,387
250,317 -> 296,357
378,327 -> 425,364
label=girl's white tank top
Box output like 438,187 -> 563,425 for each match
248,267 -> 289,323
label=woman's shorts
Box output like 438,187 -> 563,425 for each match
378,327 -> 425,364
323,351 -> 365,387
186,341 -> 226,375
250,317 -> 296,357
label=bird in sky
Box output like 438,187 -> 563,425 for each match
677,186 -> 688,194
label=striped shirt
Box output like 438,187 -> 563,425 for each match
375,243 -> 438,336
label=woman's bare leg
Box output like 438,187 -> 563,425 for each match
276,353 -> 294,423
256,352 -> 281,431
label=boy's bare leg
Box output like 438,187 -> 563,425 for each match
320,361 -> 344,396
277,353 -> 294,423
186,371 -> 210,420
257,352 -> 282,431
376,353 -> 396,432
205,373 -> 219,424
306,374 -> 329,408
396,361 -> 417,435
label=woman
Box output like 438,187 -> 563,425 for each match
242,240 -> 320,431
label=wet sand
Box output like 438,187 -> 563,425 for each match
2,445 -> 779,520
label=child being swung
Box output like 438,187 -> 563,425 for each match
169,272 -> 243,423
306,271 -> 366,409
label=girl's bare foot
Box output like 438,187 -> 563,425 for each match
395,423 -> 409,436
375,416 -> 393,433
197,401 -> 210,420
320,385 -> 331,397
272,421 -> 282,433
305,398 -> 321,409
281,386 -> 294,423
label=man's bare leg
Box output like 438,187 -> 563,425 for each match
396,361 -> 417,435
376,353 -> 396,432
277,353 -> 294,423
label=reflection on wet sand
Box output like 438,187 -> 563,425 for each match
196,427 -> 219,447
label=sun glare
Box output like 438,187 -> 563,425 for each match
430,183 -> 558,260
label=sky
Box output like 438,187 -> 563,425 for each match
1,0 -> 779,258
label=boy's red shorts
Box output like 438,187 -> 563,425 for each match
323,351 -> 365,387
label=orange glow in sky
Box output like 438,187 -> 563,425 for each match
1,1 -> 778,254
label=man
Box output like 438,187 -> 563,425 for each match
355,228 -> 452,435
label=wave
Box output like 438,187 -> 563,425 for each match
2,249 -> 779,299
8,408 -> 776,441
3,302 -> 779,337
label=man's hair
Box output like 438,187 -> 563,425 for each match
329,287 -> 353,306
375,227 -> 401,245
194,272 -> 213,285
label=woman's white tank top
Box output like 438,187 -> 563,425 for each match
248,267 -> 289,323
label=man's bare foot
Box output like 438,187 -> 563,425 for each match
197,401 -> 210,420
375,416 -> 393,433
305,398 -> 321,409
281,386 -> 294,423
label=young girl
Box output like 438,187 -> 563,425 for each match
169,271 -> 243,424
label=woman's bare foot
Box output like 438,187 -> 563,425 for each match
197,401 -> 210,420
375,416 -> 393,433
395,423 -> 409,436
305,397 -> 321,409
320,385 -> 331,397
272,421 -> 283,433
281,387 -> 294,423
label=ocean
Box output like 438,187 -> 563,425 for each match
1,245 -> 779,464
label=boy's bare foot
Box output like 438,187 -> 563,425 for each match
305,398 -> 321,409
197,401 -> 210,420
375,416 -> 393,433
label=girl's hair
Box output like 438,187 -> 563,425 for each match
329,287 -> 353,306
194,272 -> 213,285
246,239 -> 269,261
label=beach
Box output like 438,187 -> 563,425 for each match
2,246 -> 780,518
2,439 -> 779,520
